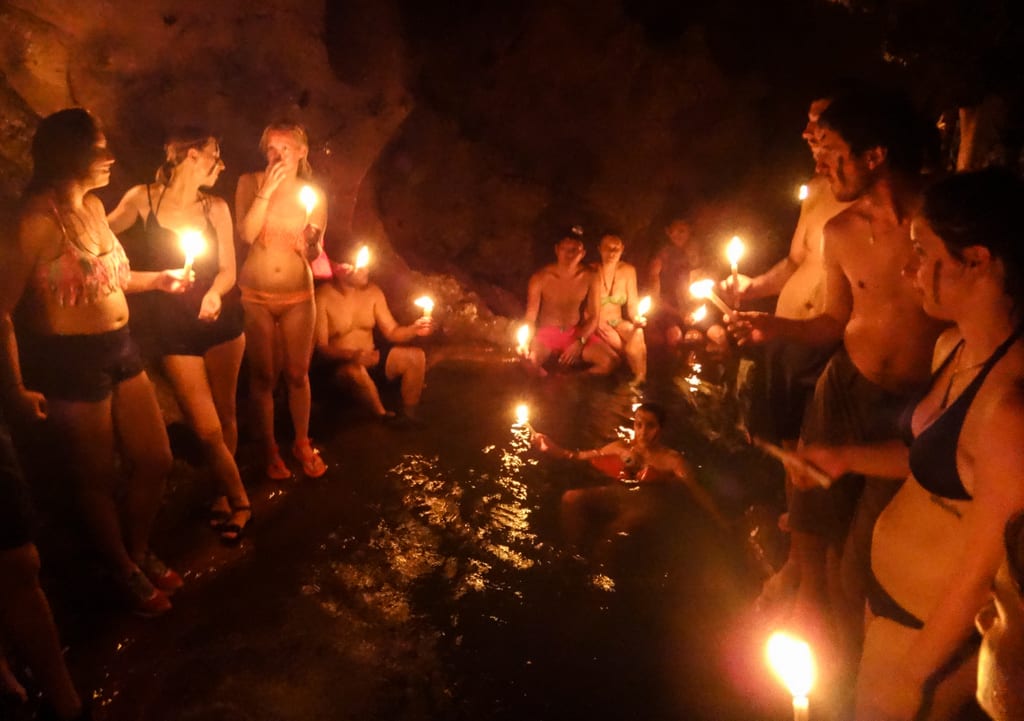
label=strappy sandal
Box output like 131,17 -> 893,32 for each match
292,439 -> 327,478
219,505 -> 253,546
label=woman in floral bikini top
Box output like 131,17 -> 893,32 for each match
0,108 -> 190,617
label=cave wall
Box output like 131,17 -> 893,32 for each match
0,0 -> 411,261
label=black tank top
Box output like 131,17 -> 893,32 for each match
906,326 -> 1024,500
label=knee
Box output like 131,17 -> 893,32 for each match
283,366 -> 310,389
0,544 -> 42,598
561,489 -> 584,508
249,368 -> 276,393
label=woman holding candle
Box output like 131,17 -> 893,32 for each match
798,170 -> 1024,720
581,234 -> 647,384
235,121 -> 327,479
108,127 -> 251,543
0,108 -> 189,615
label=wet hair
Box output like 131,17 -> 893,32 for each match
25,108 -> 102,195
921,169 -> 1024,308
157,126 -> 216,184
259,121 -> 313,179
818,88 -> 933,174
636,402 -> 666,427
1004,511 -> 1024,599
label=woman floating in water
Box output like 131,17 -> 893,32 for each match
532,403 -> 727,548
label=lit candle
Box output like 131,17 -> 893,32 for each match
636,295 -> 652,323
516,324 -> 531,355
179,229 -> 206,277
726,235 -> 745,298
299,185 -> 318,224
689,279 -> 731,315
514,403 -> 530,427
766,632 -> 815,721
689,304 -> 708,324
413,296 -> 434,320
798,184 -> 809,202
354,245 -> 370,270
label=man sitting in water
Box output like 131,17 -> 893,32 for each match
314,257 -> 435,423
520,229 -> 616,376
532,402 -> 728,541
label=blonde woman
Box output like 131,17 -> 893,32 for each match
235,122 -> 327,479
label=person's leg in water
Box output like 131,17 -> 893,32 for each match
384,346 -> 427,419
0,544 -> 83,719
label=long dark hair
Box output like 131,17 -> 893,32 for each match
921,168 -> 1024,309
25,108 -> 102,196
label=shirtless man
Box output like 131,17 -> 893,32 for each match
730,88 -> 946,677
314,261 -> 434,422
521,233 -> 616,376
726,97 -> 854,456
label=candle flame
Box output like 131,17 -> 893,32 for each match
766,632 -> 815,699
514,403 -> 530,426
179,229 -> 206,260
726,235 -> 745,266
798,184 -> 809,201
689,279 -> 715,299
299,185 -> 318,215
691,304 -> 708,323
354,245 -> 370,269
637,295 -> 652,318
516,324 -> 530,349
413,296 -> 434,314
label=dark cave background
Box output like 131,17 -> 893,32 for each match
2,0 -> 1021,322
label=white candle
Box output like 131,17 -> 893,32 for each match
354,245 -> 371,270
179,229 -> 206,277
689,279 -> 731,315
726,235 -> 745,296
689,304 -> 708,324
299,185 -> 317,224
798,184 -> 809,202
636,295 -> 652,322
516,324 -> 531,355
766,632 -> 816,721
413,296 -> 434,320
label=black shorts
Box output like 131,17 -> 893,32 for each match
138,289 -> 245,358
0,425 -> 35,551
21,326 -> 146,403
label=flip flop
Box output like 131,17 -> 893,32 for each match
219,506 -> 253,546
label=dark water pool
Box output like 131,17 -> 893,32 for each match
46,353 -> 798,721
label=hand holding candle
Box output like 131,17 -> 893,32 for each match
689,279 -> 732,315
766,632 -> 815,721
179,229 -> 206,278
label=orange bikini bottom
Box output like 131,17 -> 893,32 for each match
240,287 -> 314,307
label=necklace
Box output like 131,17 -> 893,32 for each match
938,344 -> 986,410
601,265 -> 616,296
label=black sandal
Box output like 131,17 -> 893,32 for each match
219,505 -> 253,546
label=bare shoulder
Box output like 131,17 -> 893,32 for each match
932,326 -> 963,369
16,196 -> 63,256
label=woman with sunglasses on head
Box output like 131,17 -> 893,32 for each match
0,108 -> 189,616
108,128 -> 250,544
235,122 -> 327,480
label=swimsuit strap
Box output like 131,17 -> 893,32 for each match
153,183 -> 168,218
48,198 -> 70,245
